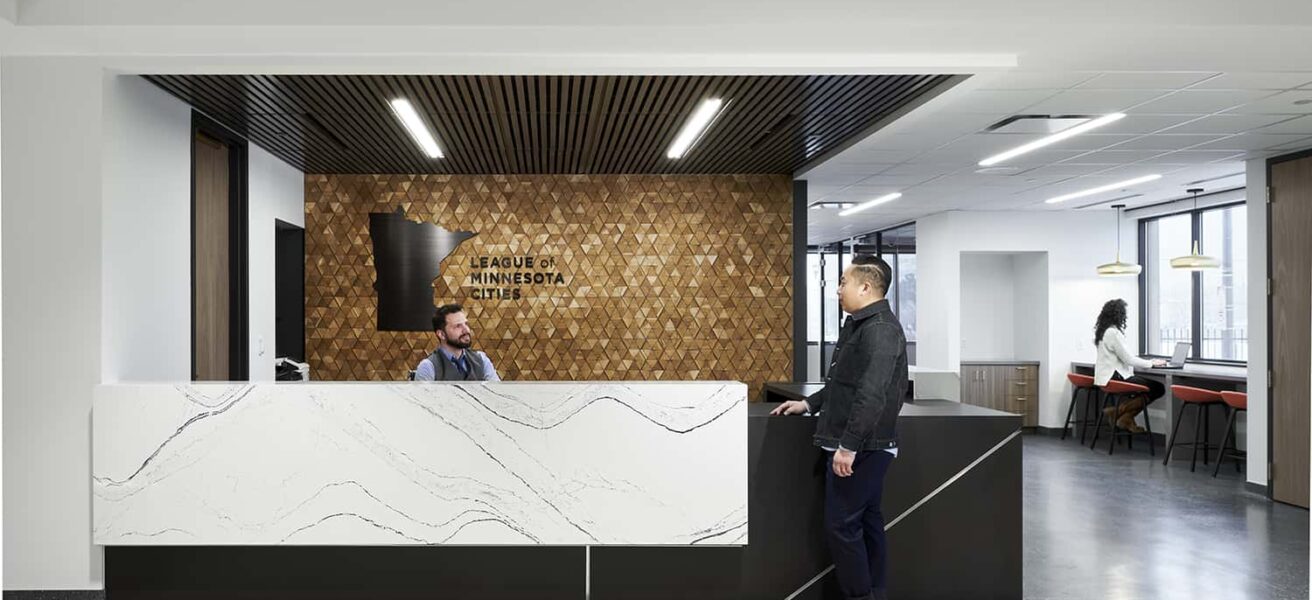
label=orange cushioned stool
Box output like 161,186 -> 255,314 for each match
1163,385 -> 1226,472
1091,379 -> 1154,456
1213,391 -> 1248,478
1062,373 -> 1101,444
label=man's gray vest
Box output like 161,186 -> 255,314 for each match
425,349 -> 489,381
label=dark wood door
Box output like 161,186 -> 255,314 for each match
194,132 -> 230,381
1270,153 -> 1312,508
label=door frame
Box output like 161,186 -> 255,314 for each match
191,111 -> 250,381
1265,146 -> 1312,502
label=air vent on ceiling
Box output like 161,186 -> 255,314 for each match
987,114 -> 1098,135
750,113 -> 800,151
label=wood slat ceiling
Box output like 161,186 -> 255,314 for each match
144,74 -> 956,175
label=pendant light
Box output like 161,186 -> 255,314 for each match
1169,188 -> 1220,270
1097,204 -> 1142,277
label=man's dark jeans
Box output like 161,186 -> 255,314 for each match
825,449 -> 895,600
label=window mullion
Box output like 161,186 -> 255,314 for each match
1191,209 -> 1203,360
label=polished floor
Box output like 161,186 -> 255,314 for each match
1024,434 -> 1309,600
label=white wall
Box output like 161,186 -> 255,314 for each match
1014,253 -> 1049,365
247,144 -> 305,381
919,210 -> 1140,429
960,253 -> 1017,361
2,57 -> 106,590
1245,158 -> 1268,486
101,73 -> 191,382
3,65 -> 305,589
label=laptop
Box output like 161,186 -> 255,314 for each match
1155,342 -> 1190,369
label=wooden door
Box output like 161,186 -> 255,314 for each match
1270,153 -> 1312,508
194,132 -> 230,381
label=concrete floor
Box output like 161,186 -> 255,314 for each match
1024,434 -> 1309,600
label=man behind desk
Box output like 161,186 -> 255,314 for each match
413,303 -> 501,381
771,254 -> 908,600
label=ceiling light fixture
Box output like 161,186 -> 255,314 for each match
979,112 -> 1126,166
1097,204 -> 1142,277
389,98 -> 444,159
1170,188 -> 1221,270
810,202 -> 857,210
1045,174 -> 1162,205
667,98 -> 726,159
838,192 -> 902,217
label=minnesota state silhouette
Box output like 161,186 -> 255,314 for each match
368,207 -> 475,331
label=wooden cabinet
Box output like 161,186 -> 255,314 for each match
960,362 -> 1038,427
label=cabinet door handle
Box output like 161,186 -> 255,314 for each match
1014,381 -> 1028,386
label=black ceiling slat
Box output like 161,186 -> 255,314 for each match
463,75 -> 505,174
594,76 -> 638,173
570,76 -> 593,174
377,74 -> 441,174
773,76 -> 929,173
628,76 -> 693,174
442,75 -> 494,174
745,75 -> 889,173
295,75 -> 406,173
139,74 -> 959,175
580,76 -> 616,173
476,76 -> 515,174
678,75 -> 756,174
629,76 -> 679,173
272,75 -> 383,173
311,75 -> 400,173
705,75 -> 803,172
698,76 -> 796,173
481,76 -> 512,173
625,76 -> 697,174
607,76 -> 655,174
158,75 -> 325,173
243,74 -> 358,173
346,75 -> 426,174
739,75 -> 878,174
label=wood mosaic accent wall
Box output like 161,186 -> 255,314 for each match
304,174 -> 793,399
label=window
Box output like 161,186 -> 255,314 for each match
1200,205 -> 1248,361
1139,202 -> 1247,363
805,223 -> 918,378
1143,214 -> 1193,355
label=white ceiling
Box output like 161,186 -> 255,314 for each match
802,71 -> 1312,244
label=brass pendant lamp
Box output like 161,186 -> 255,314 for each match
1169,188 -> 1220,270
1097,204 -> 1142,277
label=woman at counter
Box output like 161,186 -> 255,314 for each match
1094,299 -> 1167,433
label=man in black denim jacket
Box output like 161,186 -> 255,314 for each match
772,254 -> 907,600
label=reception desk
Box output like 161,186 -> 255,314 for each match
93,381 -> 747,546
94,382 -> 1020,599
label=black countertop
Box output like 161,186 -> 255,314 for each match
752,398 -> 1019,419
960,360 -> 1041,366
1069,361 -> 1247,383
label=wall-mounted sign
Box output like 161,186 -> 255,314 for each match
464,255 -> 568,301
368,208 -> 474,331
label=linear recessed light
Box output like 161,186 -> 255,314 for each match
838,192 -> 902,217
1045,174 -> 1162,205
979,113 -> 1126,166
667,98 -> 726,159
389,98 -> 444,159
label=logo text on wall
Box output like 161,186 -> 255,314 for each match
465,255 -> 568,301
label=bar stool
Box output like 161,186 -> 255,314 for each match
1061,373 -> 1101,443
1090,379 -> 1154,456
1163,385 -> 1225,472
1213,391 -> 1248,478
